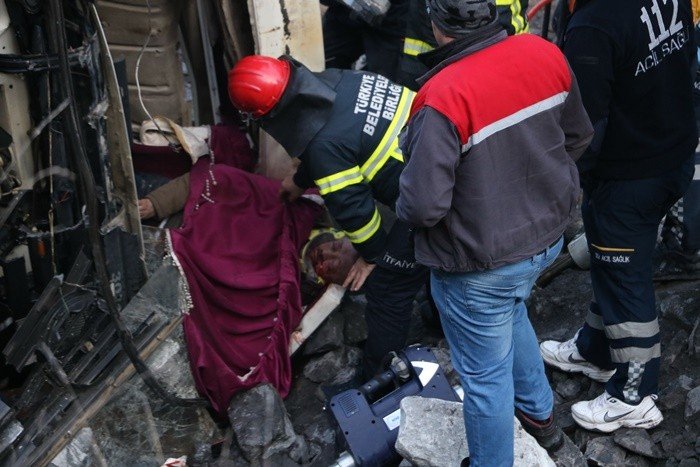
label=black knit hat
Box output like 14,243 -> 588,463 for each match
427,0 -> 498,36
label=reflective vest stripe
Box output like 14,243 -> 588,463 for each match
403,37 -> 434,56
360,89 -> 416,181
496,0 -> 528,34
346,207 -> 382,244
315,166 -> 364,195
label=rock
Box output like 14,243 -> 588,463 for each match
552,370 -> 569,384
662,434 -> 696,461
613,428 -> 664,459
553,391 -> 565,406
657,284 -> 700,329
556,379 -> 582,400
585,436 -> 627,466
227,384 -> 310,464
549,432 -> 587,467
679,459 -> 700,467
395,397 -> 555,467
651,429 -> 669,444
513,418 -> 556,466
660,376 -> 694,411
395,397 -> 468,466
430,346 -> 460,387
303,310 -> 345,356
341,297 -> 368,345
302,345 -> 362,384
146,329 -> 199,398
554,400 -> 577,433
624,454 -> 652,466
685,386 -> 700,421
573,429 -> 599,451
663,330 -> 690,367
50,427 -> 101,467
587,381 -> 605,399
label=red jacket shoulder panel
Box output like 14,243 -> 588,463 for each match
412,35 -> 573,145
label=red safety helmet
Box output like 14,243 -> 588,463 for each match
227,55 -> 291,118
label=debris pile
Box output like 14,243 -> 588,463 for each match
43,266 -> 697,466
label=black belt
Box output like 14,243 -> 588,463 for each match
538,237 -> 562,255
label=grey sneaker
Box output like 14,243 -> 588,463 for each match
539,332 -> 615,383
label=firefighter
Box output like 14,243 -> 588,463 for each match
228,55 -> 425,380
322,0 -> 408,82
396,0 -> 530,89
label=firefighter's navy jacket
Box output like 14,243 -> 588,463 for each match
286,68 -> 415,262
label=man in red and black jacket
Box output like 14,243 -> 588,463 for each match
395,0 -> 593,464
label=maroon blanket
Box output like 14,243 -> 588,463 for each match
168,126 -> 321,415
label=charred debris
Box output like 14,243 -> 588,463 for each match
0,0 -> 238,464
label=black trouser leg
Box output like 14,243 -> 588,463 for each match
363,263 -> 426,377
361,220 -> 426,377
323,5 -> 364,70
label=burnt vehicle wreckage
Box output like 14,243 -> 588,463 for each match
0,0 -> 331,464
0,0 -> 208,464
0,1 -> 698,466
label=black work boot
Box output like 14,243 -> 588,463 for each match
515,409 -> 564,451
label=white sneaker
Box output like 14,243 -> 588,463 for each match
539,332 -> 615,383
571,392 -> 663,432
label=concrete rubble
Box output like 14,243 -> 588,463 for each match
395,396 -> 555,467
45,265 -> 698,466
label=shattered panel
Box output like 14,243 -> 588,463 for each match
95,0 -> 190,126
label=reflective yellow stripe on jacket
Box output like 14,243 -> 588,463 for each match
403,37 -> 434,57
496,0 -> 529,34
360,88 -> 416,181
345,207 -> 382,244
315,166 -> 364,195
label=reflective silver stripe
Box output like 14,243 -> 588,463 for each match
586,310 -> 604,330
694,163 -> 700,180
605,319 -> 660,340
610,344 -> 661,364
460,91 -> 569,153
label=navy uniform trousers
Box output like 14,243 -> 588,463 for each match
362,220 -> 426,377
576,156 -> 694,403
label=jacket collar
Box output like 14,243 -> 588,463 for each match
417,25 -> 507,86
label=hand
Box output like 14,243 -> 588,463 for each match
343,257 -> 376,292
279,176 -> 304,203
138,199 -> 156,219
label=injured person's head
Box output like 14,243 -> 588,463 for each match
303,229 -> 359,286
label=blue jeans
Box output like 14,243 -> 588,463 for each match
430,237 -> 563,467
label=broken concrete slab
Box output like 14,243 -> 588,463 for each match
395,396 -> 555,467
585,436 -> 627,466
341,296 -> 368,346
549,432 -> 587,467
227,384 -> 309,465
49,427 -> 105,467
685,386 -> 700,421
302,345 -> 362,385
613,428 -> 664,459
302,309 -> 345,356
556,379 -> 582,400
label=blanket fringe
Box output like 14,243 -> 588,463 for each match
165,229 -> 194,314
